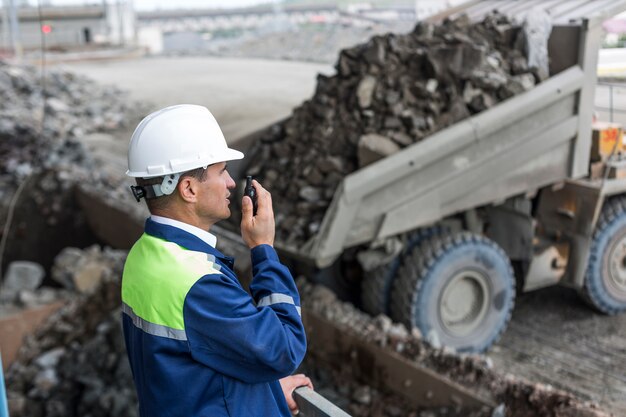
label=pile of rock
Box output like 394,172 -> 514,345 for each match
244,13 -> 540,245
0,58 -> 140,225
6,246 -> 135,417
0,61 -> 133,185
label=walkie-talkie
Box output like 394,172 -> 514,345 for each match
245,176 -> 258,216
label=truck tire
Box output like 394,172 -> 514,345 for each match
361,227 -> 445,317
390,232 -> 515,353
583,197 -> 626,314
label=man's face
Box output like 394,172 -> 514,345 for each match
195,162 -> 236,224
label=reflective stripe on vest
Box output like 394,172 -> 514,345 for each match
122,233 -> 222,338
122,302 -> 188,341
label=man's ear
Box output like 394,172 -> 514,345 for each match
177,177 -> 197,203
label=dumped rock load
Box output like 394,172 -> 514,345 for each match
244,13 -> 540,245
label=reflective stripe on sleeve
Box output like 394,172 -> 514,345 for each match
257,293 -> 302,317
122,302 -> 188,341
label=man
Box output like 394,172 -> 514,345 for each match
121,104 -> 311,417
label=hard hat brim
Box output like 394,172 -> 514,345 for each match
126,147 -> 245,178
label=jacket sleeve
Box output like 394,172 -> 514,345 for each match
183,244 -> 306,384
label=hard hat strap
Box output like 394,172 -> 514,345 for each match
129,173 -> 181,202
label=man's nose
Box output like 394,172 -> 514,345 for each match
226,171 -> 236,188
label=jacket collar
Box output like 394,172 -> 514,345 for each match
150,215 -> 217,247
144,218 -> 235,270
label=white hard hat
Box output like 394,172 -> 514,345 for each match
127,104 -> 244,178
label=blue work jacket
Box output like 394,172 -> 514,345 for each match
121,218 -> 307,416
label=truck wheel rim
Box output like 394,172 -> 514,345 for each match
607,232 -> 626,298
439,269 -> 490,336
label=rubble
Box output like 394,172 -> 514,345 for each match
0,61 -> 133,186
52,247 -> 111,294
6,246 -> 133,417
0,58 -> 144,218
243,13 -> 540,245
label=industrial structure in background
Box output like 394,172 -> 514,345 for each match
0,1 -> 134,53
0,1 -> 468,56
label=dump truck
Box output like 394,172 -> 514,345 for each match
225,0 -> 626,353
74,1 -> 626,355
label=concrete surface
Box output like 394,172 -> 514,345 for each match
59,56 -> 333,142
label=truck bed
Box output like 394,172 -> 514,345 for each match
273,0 -> 626,268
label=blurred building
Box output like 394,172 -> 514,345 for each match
0,1 -> 135,51
414,0 -> 471,20
345,0 -> 470,22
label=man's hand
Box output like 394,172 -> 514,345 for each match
280,374 -> 314,415
241,179 -> 275,248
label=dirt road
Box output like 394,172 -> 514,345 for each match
60,56 -> 332,142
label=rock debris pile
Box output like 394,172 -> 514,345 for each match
244,13 -> 540,245
0,50 -> 137,362
0,61 -> 132,185
6,246 -> 136,417
0,59 -> 143,244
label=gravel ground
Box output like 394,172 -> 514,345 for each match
489,285 -> 626,415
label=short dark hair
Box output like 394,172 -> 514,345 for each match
136,167 -> 208,212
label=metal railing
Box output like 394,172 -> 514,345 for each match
294,387 -> 352,417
